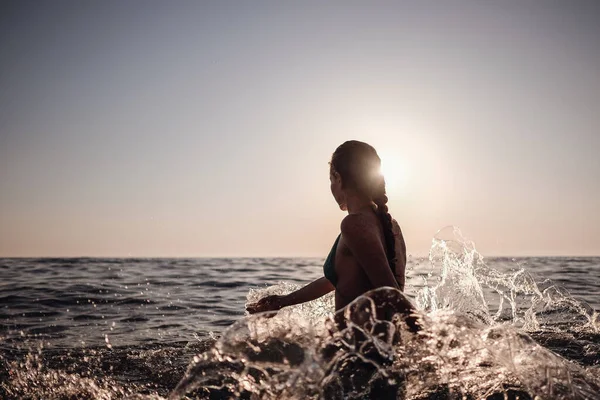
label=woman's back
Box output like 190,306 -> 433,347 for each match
333,207 -> 407,310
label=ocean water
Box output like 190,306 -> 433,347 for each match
1,228 -> 599,399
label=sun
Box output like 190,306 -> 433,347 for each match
379,153 -> 409,194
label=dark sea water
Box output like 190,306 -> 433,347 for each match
1,233 -> 599,399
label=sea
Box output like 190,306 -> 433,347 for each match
1,227 -> 599,399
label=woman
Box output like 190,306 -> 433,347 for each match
246,140 -> 409,316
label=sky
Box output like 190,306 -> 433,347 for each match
1,1 -> 599,257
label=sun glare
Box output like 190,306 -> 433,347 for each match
379,153 -> 409,194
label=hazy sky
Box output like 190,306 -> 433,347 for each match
1,1 -> 599,257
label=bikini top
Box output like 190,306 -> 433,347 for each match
323,234 -> 342,286
323,232 -> 398,288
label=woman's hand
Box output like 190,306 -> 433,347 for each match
246,295 -> 285,315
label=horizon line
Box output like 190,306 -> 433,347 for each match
1,254 -> 599,259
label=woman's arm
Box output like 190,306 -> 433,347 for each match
246,277 -> 334,314
281,276 -> 334,307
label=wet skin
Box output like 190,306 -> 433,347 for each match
334,207 -> 407,311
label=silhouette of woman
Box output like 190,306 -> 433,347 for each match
247,140 -> 415,321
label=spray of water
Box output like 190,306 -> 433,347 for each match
418,226 -> 598,332
171,227 -> 600,399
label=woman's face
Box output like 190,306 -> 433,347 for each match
330,168 -> 347,211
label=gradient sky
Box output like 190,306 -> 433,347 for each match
1,1 -> 599,257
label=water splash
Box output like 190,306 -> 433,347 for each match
171,227 -> 600,399
246,281 -> 335,333
418,226 -> 599,332
2,231 -> 599,399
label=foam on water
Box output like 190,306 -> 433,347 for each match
170,227 -> 600,399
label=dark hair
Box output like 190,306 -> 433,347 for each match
330,140 -> 397,272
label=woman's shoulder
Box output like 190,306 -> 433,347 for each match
340,212 -> 379,236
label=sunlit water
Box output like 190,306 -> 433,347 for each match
1,227 -> 599,399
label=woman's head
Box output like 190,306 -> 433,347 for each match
330,140 -> 396,271
329,140 -> 387,210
